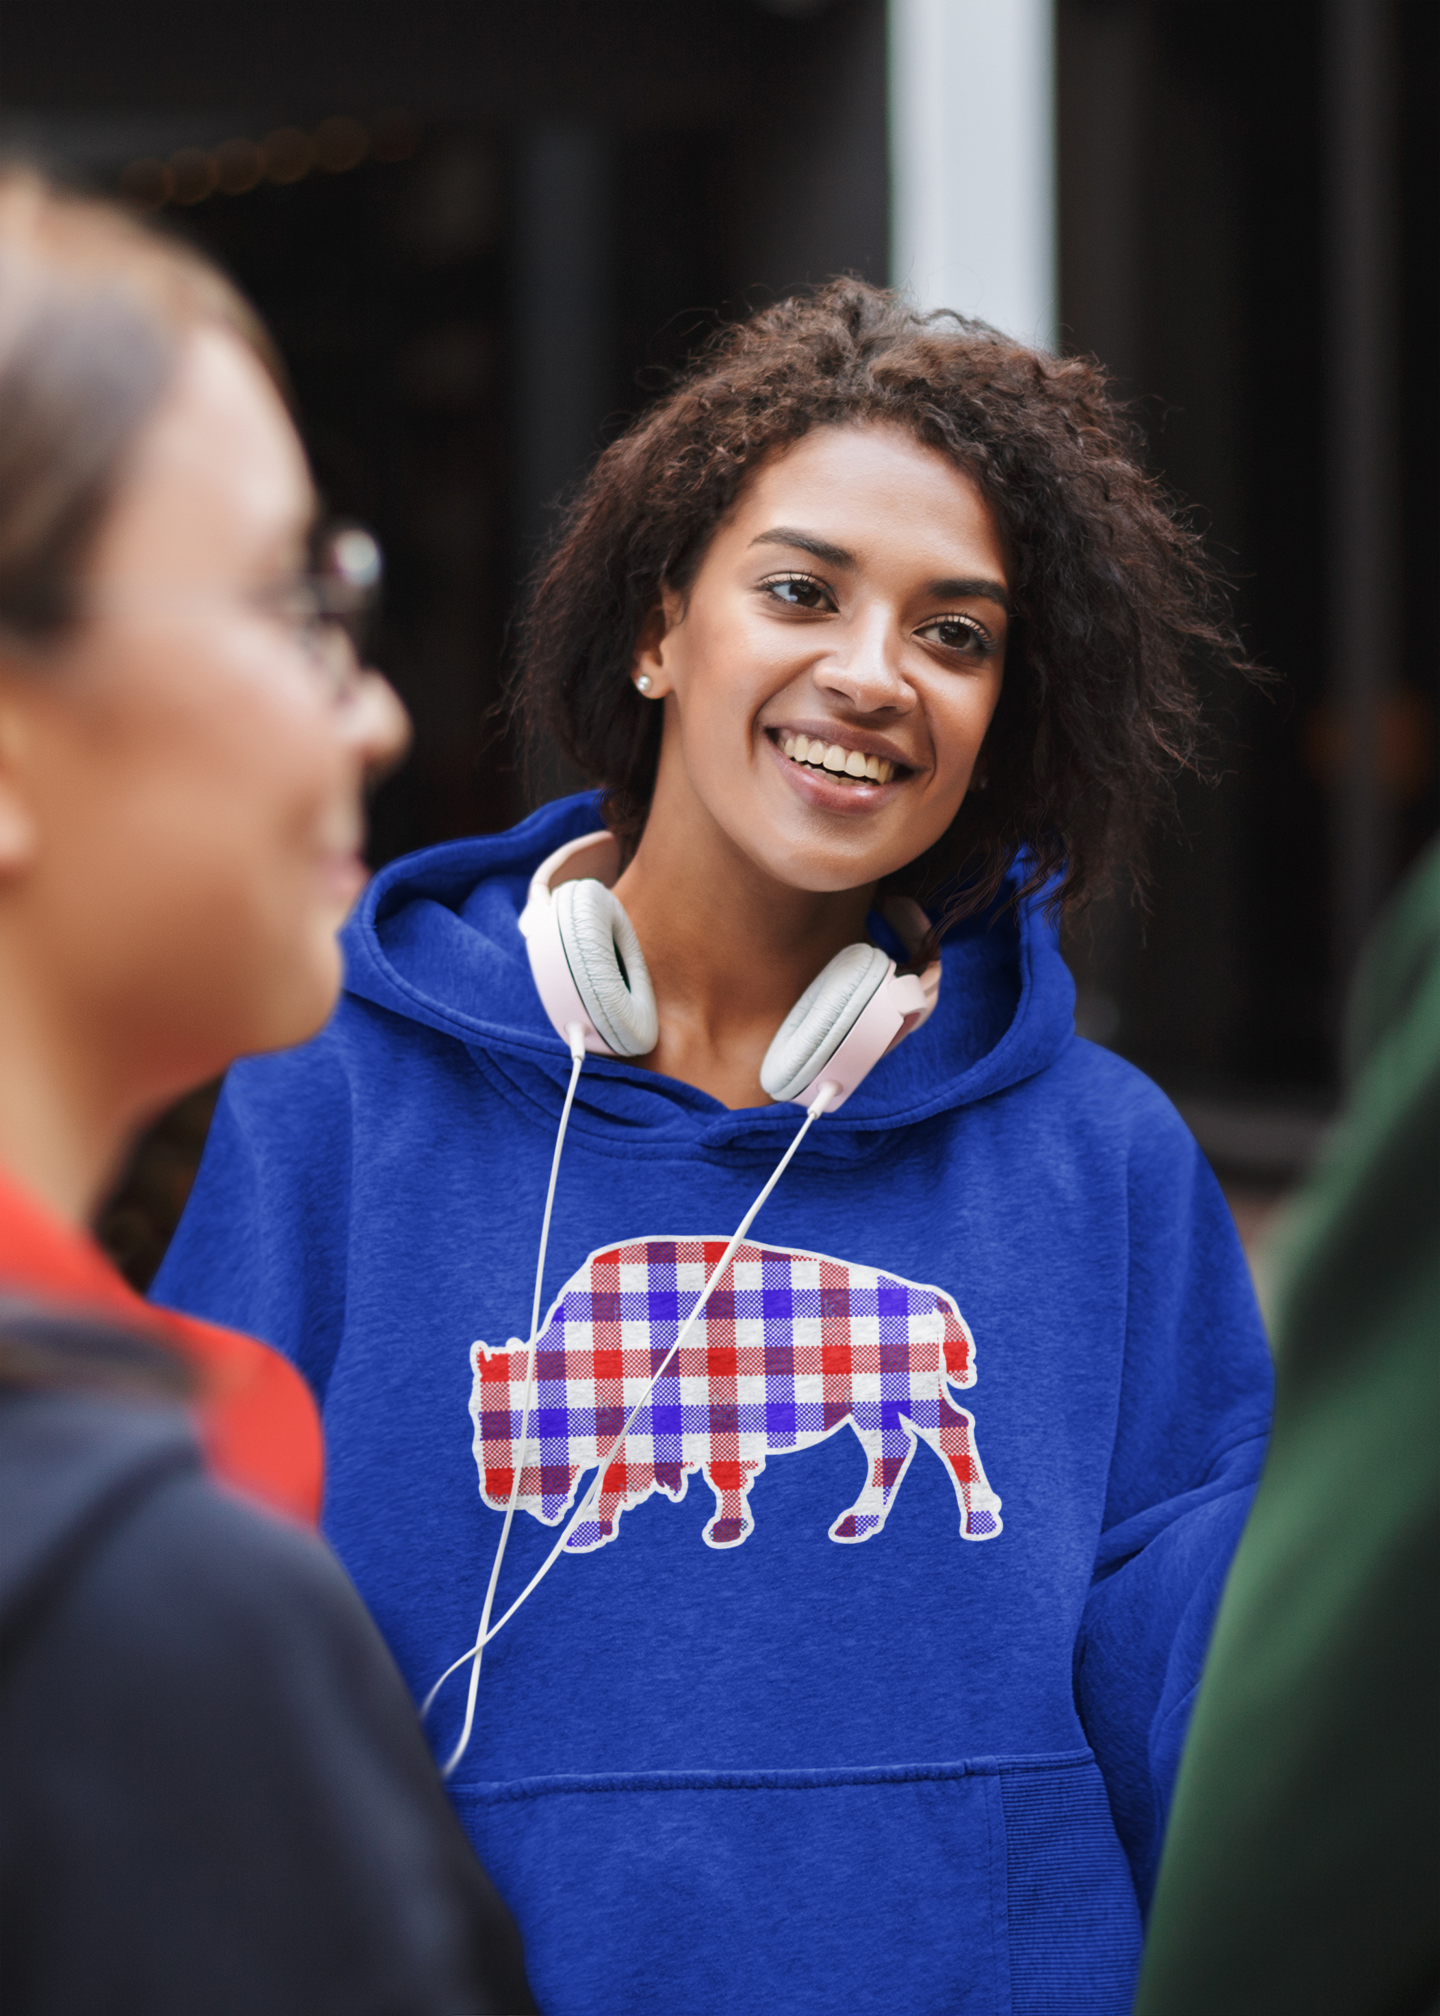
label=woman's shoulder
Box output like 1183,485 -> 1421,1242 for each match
1042,1036 -> 1203,1163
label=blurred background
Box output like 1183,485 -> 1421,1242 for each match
2,0 -> 1434,1282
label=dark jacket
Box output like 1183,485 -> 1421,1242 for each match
0,1307 -> 538,2016
1134,838 -> 1440,2016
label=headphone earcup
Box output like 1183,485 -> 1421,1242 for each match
554,879 -> 659,1057
760,944 -> 893,1103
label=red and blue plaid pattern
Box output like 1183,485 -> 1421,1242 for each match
469,1238 -> 1003,1552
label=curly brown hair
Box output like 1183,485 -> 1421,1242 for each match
516,278 -> 1248,925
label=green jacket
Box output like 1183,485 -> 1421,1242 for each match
1134,840 -> 1440,2016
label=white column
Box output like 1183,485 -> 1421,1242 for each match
889,0 -> 1057,350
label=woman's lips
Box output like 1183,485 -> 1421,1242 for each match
765,728 -> 907,811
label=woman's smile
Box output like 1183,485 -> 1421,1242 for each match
765,723 -> 906,813
773,725 -> 902,785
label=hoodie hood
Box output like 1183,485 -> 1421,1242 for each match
342,792 -> 1076,1149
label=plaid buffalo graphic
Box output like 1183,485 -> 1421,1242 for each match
468,1239 -> 1002,1552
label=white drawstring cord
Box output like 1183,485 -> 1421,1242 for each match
429,1024 -> 585,1777
428,1077 -> 837,1777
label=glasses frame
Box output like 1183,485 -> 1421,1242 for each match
248,522 -> 384,704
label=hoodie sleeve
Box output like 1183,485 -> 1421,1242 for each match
152,1037 -> 354,1404
1073,1096 -> 1272,1912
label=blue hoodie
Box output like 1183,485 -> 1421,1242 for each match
155,793 -> 1271,2016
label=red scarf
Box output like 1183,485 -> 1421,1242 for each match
0,1164 -> 322,1525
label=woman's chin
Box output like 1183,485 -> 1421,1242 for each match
317,850 -> 369,914
735,783 -> 939,894
732,826 -> 913,898
251,938 -> 346,1054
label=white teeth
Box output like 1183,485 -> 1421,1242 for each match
778,734 -> 896,785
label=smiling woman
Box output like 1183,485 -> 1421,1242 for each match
155,278 -> 1274,2016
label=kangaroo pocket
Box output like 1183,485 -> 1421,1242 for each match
450,1752 -> 1140,2016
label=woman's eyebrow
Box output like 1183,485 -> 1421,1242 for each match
749,527 -> 855,568
928,576 -> 1012,614
750,531 -> 1011,615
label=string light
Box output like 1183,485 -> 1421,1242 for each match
315,116 -> 369,174
169,148 -> 218,206
215,139 -> 264,196
262,128 -> 315,184
117,109 -> 420,213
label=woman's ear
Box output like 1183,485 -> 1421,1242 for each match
629,588 -> 684,699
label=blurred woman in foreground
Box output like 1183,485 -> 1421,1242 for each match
0,169 -> 534,2014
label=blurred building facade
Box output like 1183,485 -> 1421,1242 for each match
2,0 -> 1434,1270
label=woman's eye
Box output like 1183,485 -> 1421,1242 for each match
916,614 -> 991,654
251,582 -> 326,653
762,573 -> 834,612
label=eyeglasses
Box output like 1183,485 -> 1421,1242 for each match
247,523 -> 384,704
27,520 -> 387,706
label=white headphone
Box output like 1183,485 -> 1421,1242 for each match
519,830 -> 941,1110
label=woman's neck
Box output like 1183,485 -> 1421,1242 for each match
0,945 -> 133,1226
612,795 -> 875,1110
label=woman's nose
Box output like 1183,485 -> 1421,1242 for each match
344,668 -> 411,784
814,608 -> 912,714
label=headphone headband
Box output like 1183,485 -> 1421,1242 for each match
520,831 -> 941,1106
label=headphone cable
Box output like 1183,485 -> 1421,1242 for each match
430,1024 -> 585,1777
427,1075 -> 836,1777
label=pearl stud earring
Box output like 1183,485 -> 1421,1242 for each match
635,674 -> 653,695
